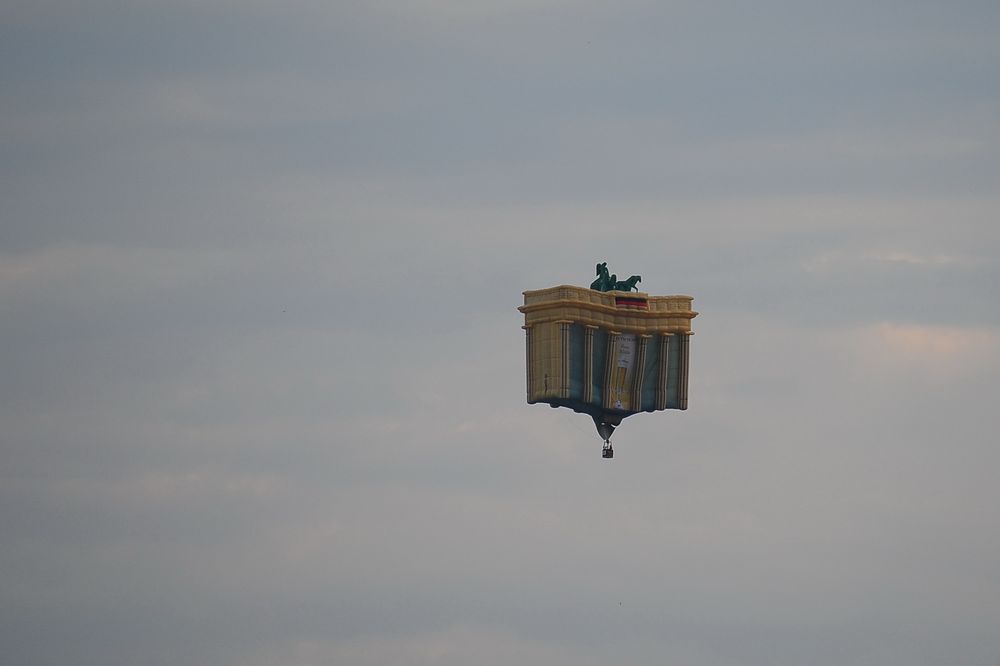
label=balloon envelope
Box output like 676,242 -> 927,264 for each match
519,285 -> 697,439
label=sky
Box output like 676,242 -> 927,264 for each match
2,1 -> 1000,664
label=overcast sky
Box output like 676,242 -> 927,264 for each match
2,1 -> 1000,665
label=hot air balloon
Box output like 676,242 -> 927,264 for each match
519,263 -> 697,458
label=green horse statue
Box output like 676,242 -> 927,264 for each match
590,262 -> 641,292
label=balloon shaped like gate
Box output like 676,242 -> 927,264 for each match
519,270 -> 697,457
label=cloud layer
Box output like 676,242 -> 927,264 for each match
2,1 -> 1000,665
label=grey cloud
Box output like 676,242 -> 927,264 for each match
3,1 -> 1000,664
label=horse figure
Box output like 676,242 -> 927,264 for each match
613,275 -> 641,292
589,263 -> 641,292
